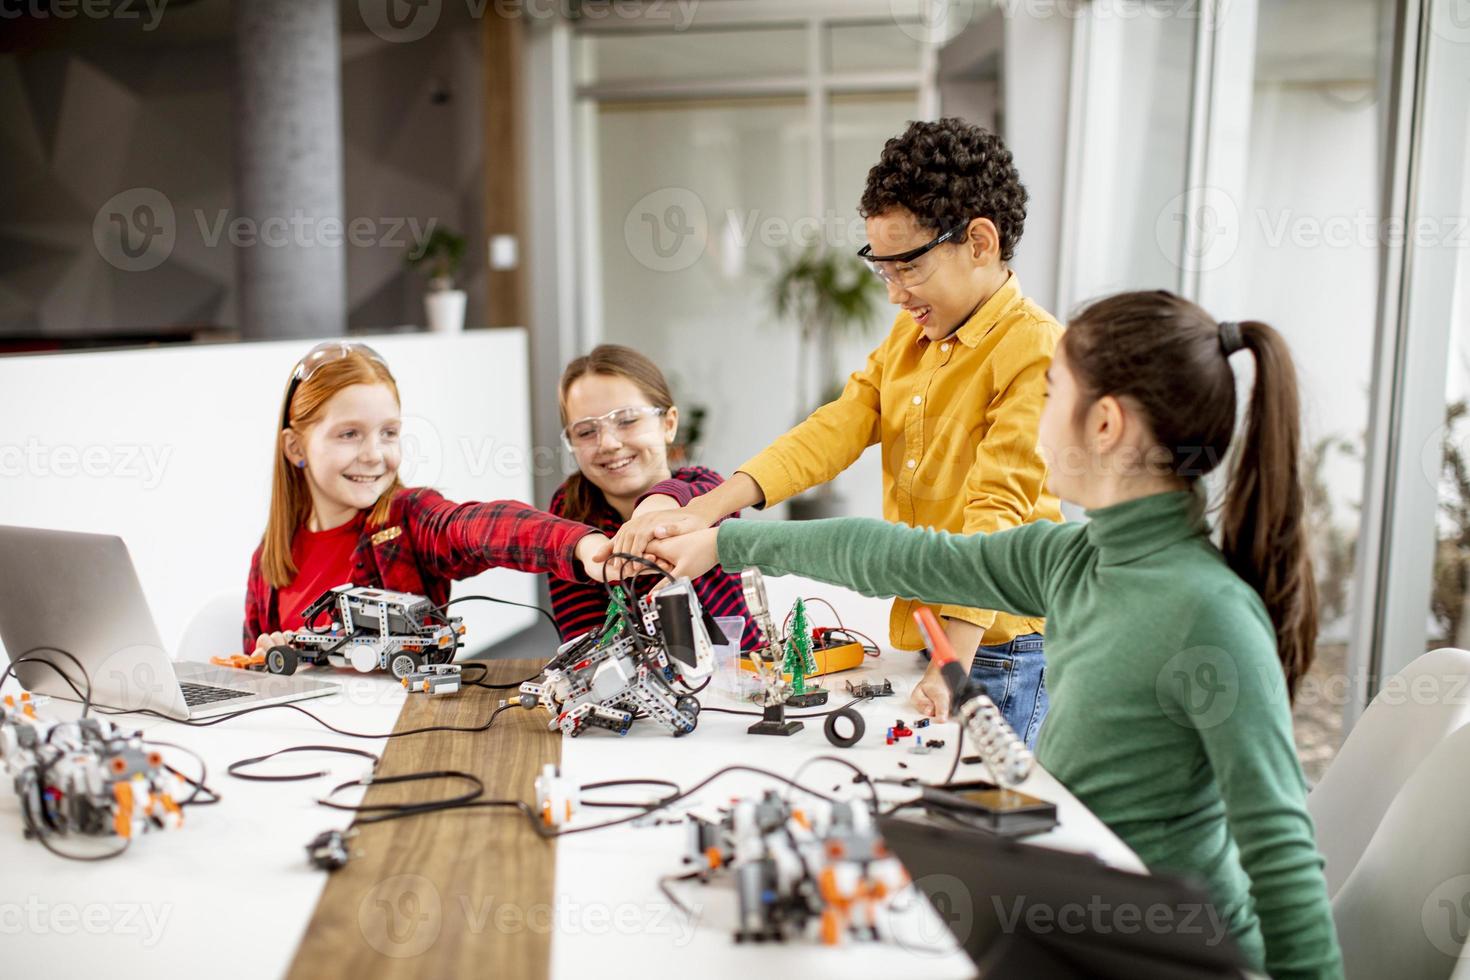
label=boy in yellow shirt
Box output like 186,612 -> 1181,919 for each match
612,118 -> 1062,743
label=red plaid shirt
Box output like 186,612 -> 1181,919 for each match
244,487 -> 595,653
548,466 -> 756,651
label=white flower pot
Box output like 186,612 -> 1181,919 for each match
424,289 -> 466,333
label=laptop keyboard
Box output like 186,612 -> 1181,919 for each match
180,681 -> 253,707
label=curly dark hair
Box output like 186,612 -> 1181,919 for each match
859,118 -> 1028,262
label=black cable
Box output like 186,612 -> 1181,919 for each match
609,551 -> 676,585
942,726 -> 966,785
3,650 -> 94,717
145,739 -> 220,806
94,697 -> 520,740
658,869 -> 705,918
785,754 -> 880,808
319,769 -> 485,814
674,674 -> 711,695
698,695 -> 869,720
438,593 -> 559,635
577,777 -> 681,810
458,661 -> 544,691
350,797 -> 540,828
228,745 -> 380,782
541,763 -> 840,839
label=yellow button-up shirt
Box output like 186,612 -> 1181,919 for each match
738,274 -> 1063,650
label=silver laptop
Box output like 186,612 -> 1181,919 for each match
0,525 -> 337,720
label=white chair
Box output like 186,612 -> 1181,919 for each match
1308,647 -> 1470,897
1332,721 -> 1470,978
175,590 -> 247,662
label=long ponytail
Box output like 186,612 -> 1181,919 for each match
1064,293 -> 1318,701
1218,321 -> 1318,701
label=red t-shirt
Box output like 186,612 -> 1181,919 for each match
277,515 -> 364,631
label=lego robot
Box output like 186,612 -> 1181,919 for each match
682,790 -> 907,944
519,581 -> 717,738
216,584 -> 465,680
1,691 -> 184,848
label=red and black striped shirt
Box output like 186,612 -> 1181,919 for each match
244,487 -> 596,653
547,466 -> 757,650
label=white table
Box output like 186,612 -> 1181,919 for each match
2,578 -> 1140,979
550,637 -> 1143,980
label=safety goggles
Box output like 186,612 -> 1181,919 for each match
280,341 -> 388,430
857,219 -> 971,289
561,405 -> 668,451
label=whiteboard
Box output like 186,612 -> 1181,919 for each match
0,330 -> 552,663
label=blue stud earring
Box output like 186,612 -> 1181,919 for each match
295,460 -> 306,469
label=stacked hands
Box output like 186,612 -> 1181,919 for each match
592,505 -> 958,723
254,512 -> 955,721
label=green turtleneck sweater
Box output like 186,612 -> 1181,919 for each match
718,490 -> 1342,980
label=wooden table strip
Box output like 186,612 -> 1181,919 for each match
287,659 -> 558,980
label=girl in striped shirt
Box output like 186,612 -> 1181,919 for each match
548,345 -> 755,649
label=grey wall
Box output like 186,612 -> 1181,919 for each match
0,24 -> 485,339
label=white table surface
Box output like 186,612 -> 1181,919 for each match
550,632 -> 1144,980
2,578 -> 1141,979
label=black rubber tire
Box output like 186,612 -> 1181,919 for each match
823,706 -> 865,748
266,645 -> 298,676
675,695 -> 701,717
673,707 -> 699,736
388,651 -> 422,680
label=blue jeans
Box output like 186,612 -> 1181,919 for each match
925,632 -> 1048,747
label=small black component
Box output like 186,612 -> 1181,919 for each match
926,739 -> 946,749
786,690 -> 828,708
306,829 -> 351,870
748,703 -> 803,737
822,706 -> 865,748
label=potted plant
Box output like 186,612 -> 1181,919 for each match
406,227 -> 468,333
768,245 -> 885,519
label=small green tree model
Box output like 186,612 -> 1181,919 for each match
599,586 -> 629,645
783,598 -> 818,695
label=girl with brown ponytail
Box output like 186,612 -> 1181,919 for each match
649,290 -> 1343,978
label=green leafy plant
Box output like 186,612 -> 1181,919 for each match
405,227 -> 467,288
768,246 -> 885,420
1303,433 -> 1359,628
1432,400 -> 1470,645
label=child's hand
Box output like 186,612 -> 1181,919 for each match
609,504 -> 709,579
645,527 -> 720,581
254,631 -> 293,653
911,661 -> 954,722
576,532 -> 614,582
